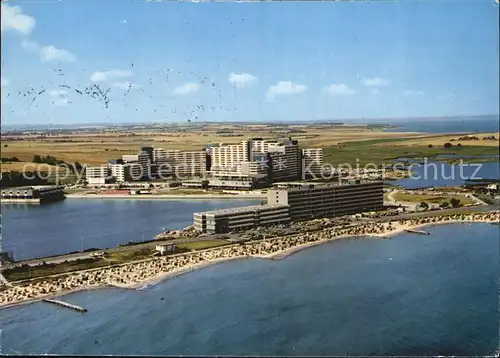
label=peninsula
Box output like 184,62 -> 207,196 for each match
1,210 -> 498,309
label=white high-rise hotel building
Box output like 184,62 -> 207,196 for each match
209,141 -> 251,172
209,138 -> 302,182
302,148 -> 324,178
153,149 -> 207,178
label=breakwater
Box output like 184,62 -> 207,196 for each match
42,298 -> 87,313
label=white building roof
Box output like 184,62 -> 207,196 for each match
194,204 -> 288,217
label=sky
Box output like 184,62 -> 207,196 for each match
1,0 -> 499,125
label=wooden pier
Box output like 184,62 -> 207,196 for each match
42,298 -> 87,313
404,229 -> 430,235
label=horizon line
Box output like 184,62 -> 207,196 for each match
1,113 -> 498,129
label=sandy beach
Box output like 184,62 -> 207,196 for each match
1,211 -> 498,309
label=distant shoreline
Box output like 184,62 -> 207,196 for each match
65,193 -> 266,200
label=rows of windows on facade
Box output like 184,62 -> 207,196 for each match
85,138 -> 325,189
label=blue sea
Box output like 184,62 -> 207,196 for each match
1,199 -> 260,261
391,161 -> 500,189
384,116 -> 499,133
0,223 -> 498,356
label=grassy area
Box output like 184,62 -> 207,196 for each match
107,248 -> 155,262
176,239 -> 229,251
392,193 -> 475,206
3,258 -> 112,281
323,137 -> 499,166
2,240 -> 229,282
1,124 -> 424,166
399,132 -> 499,147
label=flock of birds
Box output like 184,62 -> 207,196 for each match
5,65 -> 239,123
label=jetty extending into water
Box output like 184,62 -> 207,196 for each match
404,229 -> 430,235
42,298 -> 87,313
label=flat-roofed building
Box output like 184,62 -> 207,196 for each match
121,152 -> 151,181
239,161 -> 268,176
155,244 -> 176,255
251,138 -> 279,153
209,141 -> 251,172
267,181 -> 383,221
122,154 -> 139,163
154,149 -> 207,178
110,163 -> 133,183
193,204 -> 290,233
302,148 -> 324,179
1,185 -> 65,199
209,138 -> 300,183
208,169 -> 268,190
1,185 -> 65,203
181,179 -> 207,188
86,165 -> 112,185
266,139 -> 301,182
137,151 -> 151,180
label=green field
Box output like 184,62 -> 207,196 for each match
323,138 -> 499,166
176,239 -> 229,251
3,258 -> 112,282
392,193 -> 474,206
2,240 -> 229,282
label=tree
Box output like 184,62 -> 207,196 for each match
443,142 -> 453,148
419,202 -> 429,210
457,143 -> 462,147
428,144 -> 433,148
73,161 -> 83,173
33,155 -> 42,163
450,198 -> 461,208
440,201 -> 450,208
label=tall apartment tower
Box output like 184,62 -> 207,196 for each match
153,148 -> 208,178
302,148 -> 324,179
210,138 -> 301,182
209,140 -> 252,172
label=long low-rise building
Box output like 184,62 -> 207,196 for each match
1,185 -> 66,204
193,204 -> 290,233
267,181 -> 383,221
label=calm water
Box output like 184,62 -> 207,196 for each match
1,199 -> 260,261
385,117 -> 499,133
0,223 -> 498,356
391,161 -> 500,189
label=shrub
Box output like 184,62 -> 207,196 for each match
450,198 -> 461,207
419,202 -> 429,210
